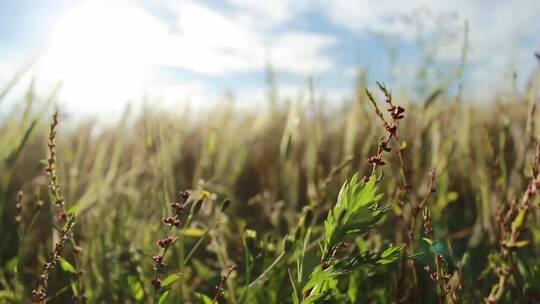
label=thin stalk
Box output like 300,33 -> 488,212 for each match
248,251 -> 286,288
182,221 -> 215,267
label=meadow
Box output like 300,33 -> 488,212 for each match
0,66 -> 539,303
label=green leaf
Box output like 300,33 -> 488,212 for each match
157,290 -> 170,304
68,202 -> 82,214
379,244 -> 405,264
299,175 -> 402,303
193,292 -> 214,304
71,281 -> 79,295
513,240 -> 529,248
6,257 -> 18,274
60,257 -> 77,274
161,273 -> 181,287
129,279 -> 144,300
422,237 -> 434,246
182,227 -> 205,237
511,209 -> 526,234
322,174 -> 388,257
288,268 -> 300,304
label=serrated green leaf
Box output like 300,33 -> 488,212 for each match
323,174 -> 388,257
379,244 -> 405,264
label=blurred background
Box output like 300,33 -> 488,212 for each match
1,1 -> 540,303
0,0 -> 539,116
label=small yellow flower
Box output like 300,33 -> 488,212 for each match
200,190 -> 211,200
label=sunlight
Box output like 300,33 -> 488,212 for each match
39,2 -> 149,109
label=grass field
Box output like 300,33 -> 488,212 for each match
0,67 -> 539,303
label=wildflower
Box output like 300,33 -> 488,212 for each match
152,190 -> 191,293
200,190 -> 210,200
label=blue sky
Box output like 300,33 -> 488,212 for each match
0,0 -> 539,114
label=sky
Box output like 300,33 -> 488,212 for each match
0,0 -> 539,115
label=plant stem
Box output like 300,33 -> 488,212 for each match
248,251 -> 286,288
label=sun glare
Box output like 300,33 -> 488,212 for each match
40,2 -> 148,110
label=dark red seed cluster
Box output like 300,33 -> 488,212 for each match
388,105 -> 405,120
151,278 -> 161,289
157,236 -> 174,249
153,255 -> 163,266
367,154 -> 385,166
162,216 -> 174,224
365,82 -> 406,177
171,202 -> 183,211
162,216 -> 181,227
423,256 -> 452,300
152,190 -> 191,290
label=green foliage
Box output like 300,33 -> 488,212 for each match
299,175 -> 403,303
0,69 -> 539,303
322,176 -> 387,259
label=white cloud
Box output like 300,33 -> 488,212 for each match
2,0 -> 538,116
224,0 -> 309,27
318,0 -> 540,96
161,1 -> 335,75
21,0 -> 336,113
270,32 -> 336,74
38,0 -> 335,77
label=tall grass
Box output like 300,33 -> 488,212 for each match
0,64 -> 539,303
